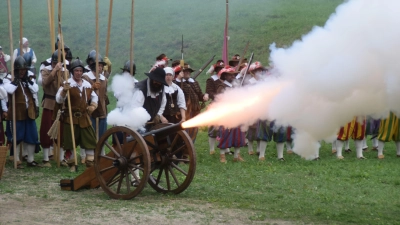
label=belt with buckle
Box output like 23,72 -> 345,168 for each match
73,111 -> 82,118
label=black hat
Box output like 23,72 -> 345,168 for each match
144,67 -> 167,86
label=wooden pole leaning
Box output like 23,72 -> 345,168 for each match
105,0 -> 113,57
51,0 -> 55,51
18,0 -> 23,162
95,0 -> 100,141
56,0 -> 64,168
47,0 -> 55,53
58,0 -> 78,168
129,0 -> 135,74
7,0 -> 17,169
19,0 -> 23,52
48,0 -> 58,166
225,0 -> 229,62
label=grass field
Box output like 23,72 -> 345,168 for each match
2,0 -> 400,224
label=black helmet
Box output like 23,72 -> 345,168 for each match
86,50 -> 106,66
121,60 -> 136,75
51,49 -> 63,63
55,39 -> 70,52
14,56 -> 27,70
69,57 -> 85,72
22,53 -> 32,67
86,50 -> 96,65
65,49 -> 73,61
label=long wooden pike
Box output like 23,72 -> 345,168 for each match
51,0 -> 55,52
18,0 -> 23,162
222,0 -> 229,65
47,0 -> 55,53
19,0 -> 23,53
57,1 -> 62,167
58,0 -> 78,168
105,0 -> 113,57
129,0 -> 135,74
7,0 -> 17,169
95,0 -> 100,140
49,0 -> 59,167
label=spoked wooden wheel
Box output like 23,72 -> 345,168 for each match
94,126 -> 150,200
147,124 -> 196,194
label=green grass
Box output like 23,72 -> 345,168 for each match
2,134 -> 400,224
4,0 -> 398,224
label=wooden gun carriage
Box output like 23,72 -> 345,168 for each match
60,123 -> 196,200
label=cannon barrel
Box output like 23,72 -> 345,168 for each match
142,122 -> 184,138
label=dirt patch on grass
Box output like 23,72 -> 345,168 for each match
0,193 -> 294,225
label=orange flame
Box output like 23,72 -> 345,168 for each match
182,85 -> 283,129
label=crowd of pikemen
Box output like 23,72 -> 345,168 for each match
0,37 -> 398,172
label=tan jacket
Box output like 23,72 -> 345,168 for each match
82,72 -> 108,118
41,67 -> 66,110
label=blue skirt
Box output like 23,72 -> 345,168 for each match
218,126 -> 246,149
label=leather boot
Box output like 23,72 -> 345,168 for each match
85,155 -> 95,168
219,154 -> 226,163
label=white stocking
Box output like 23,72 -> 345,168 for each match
259,141 -> 267,158
336,140 -> 344,158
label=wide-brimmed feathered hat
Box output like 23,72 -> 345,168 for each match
144,67 -> 167,86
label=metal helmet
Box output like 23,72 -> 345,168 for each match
55,39 -> 70,52
69,57 -> 85,72
65,49 -> 73,61
22,53 -> 32,67
86,50 -> 96,65
121,60 -> 136,75
51,49 -> 63,63
14,56 -> 27,70
86,50 -> 106,65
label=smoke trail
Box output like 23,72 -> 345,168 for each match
107,72 -> 150,130
184,0 -> 400,159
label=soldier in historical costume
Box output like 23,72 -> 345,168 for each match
238,62 -> 261,155
0,46 -> 10,78
363,116 -> 380,151
215,66 -> 246,163
173,63 -> 209,141
82,51 -> 109,161
149,53 -> 170,72
121,60 -> 138,83
85,50 -> 112,79
243,62 -> 290,161
55,58 -> 98,169
375,112 -> 400,159
205,60 -> 225,155
39,50 -> 66,167
0,46 -> 9,147
38,43 -> 72,85
4,56 -> 40,168
335,116 -> 366,159
163,67 -> 186,123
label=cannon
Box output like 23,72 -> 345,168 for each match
60,122 -> 196,200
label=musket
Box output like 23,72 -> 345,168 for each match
180,34 -> 184,88
235,41 -> 249,73
181,34 -> 184,66
192,55 -> 216,80
240,52 -> 254,87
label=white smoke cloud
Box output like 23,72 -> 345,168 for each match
186,0 -> 400,159
107,72 -> 150,130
